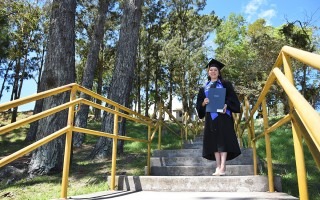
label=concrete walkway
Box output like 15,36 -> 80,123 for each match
68,191 -> 298,200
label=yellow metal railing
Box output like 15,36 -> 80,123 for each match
0,83 -> 201,199
241,45 -> 320,200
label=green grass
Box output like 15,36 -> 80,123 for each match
250,117 -> 320,200
1,113 -> 319,199
0,116 -> 182,200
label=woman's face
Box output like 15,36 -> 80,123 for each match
208,66 -> 219,80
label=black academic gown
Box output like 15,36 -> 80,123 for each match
196,80 -> 241,161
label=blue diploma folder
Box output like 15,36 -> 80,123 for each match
206,88 -> 226,113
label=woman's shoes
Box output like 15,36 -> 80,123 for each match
212,171 -> 220,176
219,172 -> 226,176
212,168 -> 226,176
212,171 -> 226,176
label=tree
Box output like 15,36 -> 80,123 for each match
0,9 -> 10,101
25,2 -> 50,142
280,18 -> 320,109
247,19 -> 285,114
72,0 -> 110,147
0,0 -> 43,122
158,0 -> 221,118
215,15 -> 286,112
0,7 -> 10,62
137,0 -> 166,117
89,0 -> 143,158
28,0 -> 76,175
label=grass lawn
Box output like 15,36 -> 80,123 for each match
0,112 -> 181,200
0,113 -> 319,199
249,117 -> 320,200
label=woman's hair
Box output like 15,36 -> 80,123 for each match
207,65 -> 223,81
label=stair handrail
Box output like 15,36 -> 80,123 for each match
0,83 -> 181,199
156,102 -> 203,144
241,45 -> 320,200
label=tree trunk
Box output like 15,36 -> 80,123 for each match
168,65 -> 174,112
93,56 -> 103,121
25,43 -> 46,142
145,58 -> 150,117
89,0 -> 143,159
73,0 -> 109,147
0,62 -> 12,101
10,59 -> 21,122
136,57 -> 141,114
118,118 -> 126,154
152,64 -> 159,118
11,44 -> 30,122
28,0 -> 76,175
301,65 -> 307,96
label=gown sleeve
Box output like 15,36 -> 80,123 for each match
224,81 -> 241,113
196,87 -> 206,119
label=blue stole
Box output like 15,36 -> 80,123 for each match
204,80 -> 231,120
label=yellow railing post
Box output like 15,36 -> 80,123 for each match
252,139 -> 258,175
291,119 -> 309,200
244,96 -> 251,147
180,128 -> 184,148
250,116 -> 258,175
282,52 -> 309,199
262,99 -> 274,192
184,113 -> 188,141
147,125 -> 151,175
61,85 -> 77,198
110,107 -> 119,190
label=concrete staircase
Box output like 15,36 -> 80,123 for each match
110,134 -> 298,199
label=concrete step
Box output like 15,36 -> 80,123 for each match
111,175 -> 283,193
69,191 -> 298,200
150,155 -> 253,166
184,138 -> 203,144
152,148 -> 254,164
152,148 -> 253,158
153,148 -> 203,157
148,165 -> 254,176
183,143 -> 203,149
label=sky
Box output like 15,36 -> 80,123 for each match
204,0 -> 320,27
1,0 -> 319,111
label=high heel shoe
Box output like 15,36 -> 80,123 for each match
212,168 -> 220,176
219,172 -> 226,176
212,171 -> 220,176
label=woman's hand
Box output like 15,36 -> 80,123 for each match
222,104 -> 227,113
202,98 -> 209,107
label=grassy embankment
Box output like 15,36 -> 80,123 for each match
0,112 -> 181,200
0,112 -> 319,199
245,116 -> 320,199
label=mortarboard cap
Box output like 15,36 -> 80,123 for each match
206,58 -> 225,70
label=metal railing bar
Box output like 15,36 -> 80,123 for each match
0,99 -> 82,135
0,126 -> 70,168
77,86 -> 152,123
161,121 -> 181,138
291,111 -> 320,169
0,83 -> 76,112
162,106 -> 185,130
252,114 -> 291,142
273,68 -> 320,151
249,72 -> 277,120
80,99 -> 153,127
266,114 -> 291,134
72,127 -> 149,143
282,46 -> 320,70
150,121 -> 161,141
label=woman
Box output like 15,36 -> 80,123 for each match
196,58 -> 241,176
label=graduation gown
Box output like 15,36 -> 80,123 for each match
196,80 -> 241,161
